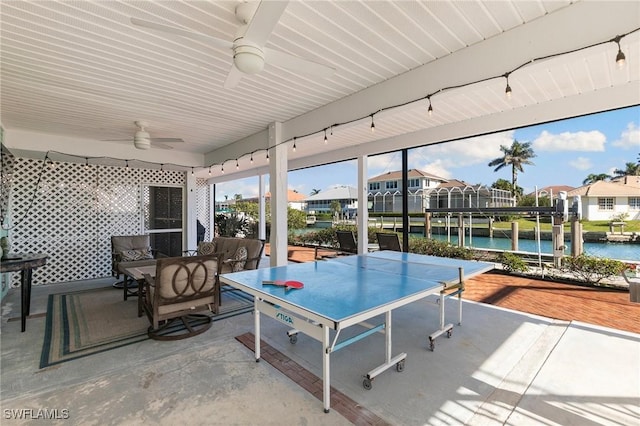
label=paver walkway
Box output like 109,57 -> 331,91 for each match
265,244 -> 639,334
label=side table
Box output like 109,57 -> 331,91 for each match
0,253 -> 48,332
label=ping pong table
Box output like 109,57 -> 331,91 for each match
219,250 -> 494,413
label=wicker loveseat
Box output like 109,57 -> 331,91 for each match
191,237 -> 265,306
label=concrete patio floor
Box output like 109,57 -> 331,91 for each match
1,255 -> 639,425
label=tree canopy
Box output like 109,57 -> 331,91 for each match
488,140 -> 536,199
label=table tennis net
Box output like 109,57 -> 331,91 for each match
331,255 -> 464,284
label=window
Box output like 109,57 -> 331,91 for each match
369,182 -> 380,191
143,185 -> 183,256
630,197 -> 640,210
408,178 -> 420,188
597,197 -> 614,210
385,181 -> 398,190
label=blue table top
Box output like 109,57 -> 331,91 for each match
220,251 -> 494,323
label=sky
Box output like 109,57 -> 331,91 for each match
215,105 -> 640,201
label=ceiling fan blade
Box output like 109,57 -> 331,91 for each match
242,1 -> 289,45
264,47 -> 335,79
224,65 -> 244,89
130,17 -> 232,50
149,137 -> 184,143
150,142 -> 175,150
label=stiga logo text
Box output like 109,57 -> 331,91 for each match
276,312 -> 294,325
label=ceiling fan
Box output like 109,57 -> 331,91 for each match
104,121 -> 184,150
130,0 -> 335,88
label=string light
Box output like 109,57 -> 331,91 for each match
613,35 -> 626,68
236,159 -> 239,169
221,163 -> 224,174
84,158 -> 89,170
125,160 -> 129,168
160,163 -> 164,172
504,73 -> 512,99
36,29 -> 637,180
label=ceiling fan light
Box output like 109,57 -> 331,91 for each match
234,45 -> 264,74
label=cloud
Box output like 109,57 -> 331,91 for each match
533,130 -> 606,152
612,122 -> 640,149
215,177 -> 260,200
367,131 -> 514,178
568,156 -> 592,170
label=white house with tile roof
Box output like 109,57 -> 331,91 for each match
367,169 -> 447,213
567,175 -> 640,221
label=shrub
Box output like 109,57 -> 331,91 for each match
408,237 -> 473,260
562,254 -> 626,285
499,252 -> 530,273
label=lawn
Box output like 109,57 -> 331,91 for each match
490,218 -> 640,232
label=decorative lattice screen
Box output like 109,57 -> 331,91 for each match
9,158 -> 185,286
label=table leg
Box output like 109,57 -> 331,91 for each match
254,299 -> 261,361
20,268 -> 33,332
123,274 -> 129,301
322,325 -> 330,413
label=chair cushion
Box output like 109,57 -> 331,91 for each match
120,248 -> 153,262
232,246 -> 248,272
197,241 -> 217,255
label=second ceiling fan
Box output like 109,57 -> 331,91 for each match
131,0 -> 335,88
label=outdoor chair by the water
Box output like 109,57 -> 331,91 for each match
377,232 -> 402,252
141,255 -> 217,340
336,230 -> 358,254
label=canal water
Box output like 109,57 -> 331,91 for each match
428,234 -> 639,262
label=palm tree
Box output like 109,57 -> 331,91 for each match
582,173 -> 611,185
613,162 -> 640,177
488,140 -> 536,198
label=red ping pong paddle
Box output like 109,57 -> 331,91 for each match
262,280 -> 304,291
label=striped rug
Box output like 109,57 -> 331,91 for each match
40,286 -> 253,368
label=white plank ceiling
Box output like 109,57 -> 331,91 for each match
1,0 -> 639,178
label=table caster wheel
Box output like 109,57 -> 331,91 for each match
429,340 -> 435,352
289,334 -> 298,344
447,330 -> 452,338
363,378 -> 372,390
396,360 -> 405,372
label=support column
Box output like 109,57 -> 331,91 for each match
185,171 -> 197,252
269,122 -> 288,267
258,174 -> 267,241
511,221 -> 519,251
357,155 -> 369,254
570,218 -> 583,257
208,184 -> 215,240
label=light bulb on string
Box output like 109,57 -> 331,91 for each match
191,167 -> 194,176
370,115 -> 375,133
236,159 -> 239,170
614,35 -> 626,68
221,164 -> 224,174
208,167 -> 211,176
125,160 -> 129,169
324,129 -> 328,144
266,150 -> 270,161
504,73 -> 512,99
84,158 -> 89,170
250,153 -> 254,164
427,96 -> 433,117
292,137 -> 297,152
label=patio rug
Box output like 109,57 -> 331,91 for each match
40,286 -> 253,368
